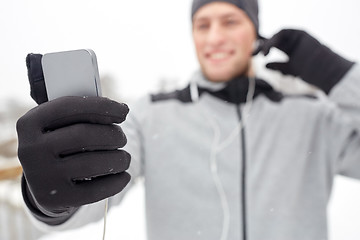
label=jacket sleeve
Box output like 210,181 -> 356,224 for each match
24,98 -> 146,232
327,63 -> 360,179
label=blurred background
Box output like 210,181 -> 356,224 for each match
0,0 -> 359,239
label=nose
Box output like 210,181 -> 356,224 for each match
206,23 -> 225,47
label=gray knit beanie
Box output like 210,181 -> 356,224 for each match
191,0 -> 259,34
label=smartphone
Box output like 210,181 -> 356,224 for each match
41,49 -> 102,100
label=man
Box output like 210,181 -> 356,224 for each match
17,0 -> 360,239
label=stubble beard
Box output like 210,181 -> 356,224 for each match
203,60 -> 253,82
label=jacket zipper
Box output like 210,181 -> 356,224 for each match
236,104 -> 248,240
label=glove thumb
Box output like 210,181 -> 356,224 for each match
26,53 -> 48,105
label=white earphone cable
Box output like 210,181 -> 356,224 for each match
194,77 -> 255,240
102,198 -> 109,240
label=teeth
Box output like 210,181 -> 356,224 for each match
210,52 -> 228,60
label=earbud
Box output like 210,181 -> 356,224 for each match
252,39 -> 266,56
253,39 -> 260,51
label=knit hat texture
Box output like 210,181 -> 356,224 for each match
191,0 -> 259,34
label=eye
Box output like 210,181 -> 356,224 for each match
195,23 -> 209,31
224,17 -> 240,26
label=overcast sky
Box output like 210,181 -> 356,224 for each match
1,0 -> 359,103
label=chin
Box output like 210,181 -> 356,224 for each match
203,68 -> 242,82
206,75 -> 232,82
203,62 -> 253,82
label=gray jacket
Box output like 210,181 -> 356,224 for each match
29,65 -> 360,240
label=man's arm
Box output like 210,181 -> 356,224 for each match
327,64 -> 360,179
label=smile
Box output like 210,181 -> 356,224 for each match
206,51 -> 233,62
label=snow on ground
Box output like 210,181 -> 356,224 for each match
38,175 -> 360,240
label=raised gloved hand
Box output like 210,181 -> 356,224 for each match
255,29 -> 354,93
17,96 -> 131,223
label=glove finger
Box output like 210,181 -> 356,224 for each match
64,150 -> 131,182
17,96 -> 129,133
265,62 -> 289,74
253,38 -> 272,56
45,123 -> 127,158
22,150 -> 130,209
43,96 -> 129,131
266,29 -> 305,56
72,172 -> 131,207
26,53 -> 48,105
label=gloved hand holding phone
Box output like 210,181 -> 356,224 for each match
17,53 -> 131,224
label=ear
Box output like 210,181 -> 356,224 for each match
253,39 -> 260,51
252,39 -> 262,55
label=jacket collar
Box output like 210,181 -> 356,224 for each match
191,70 -> 283,104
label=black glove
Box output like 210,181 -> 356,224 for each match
255,29 -> 354,94
17,96 -> 131,224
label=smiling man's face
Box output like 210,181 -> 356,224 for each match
192,2 -> 257,82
